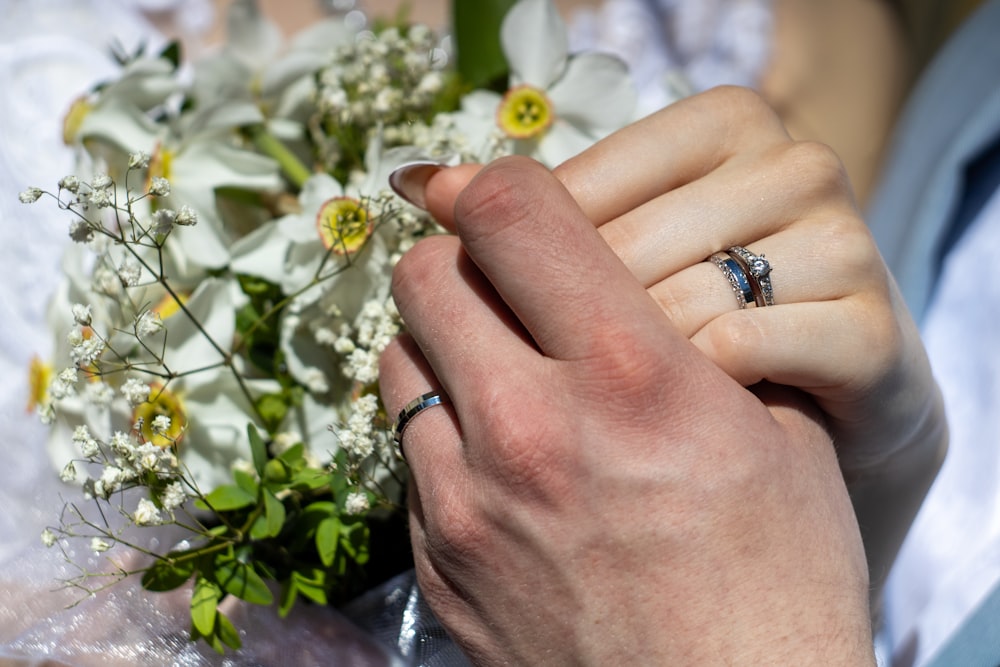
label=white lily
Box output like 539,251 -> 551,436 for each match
77,101 -> 281,271
450,0 -> 638,166
191,0 -> 354,139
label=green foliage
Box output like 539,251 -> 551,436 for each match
141,424 -> 386,653
452,0 -> 516,90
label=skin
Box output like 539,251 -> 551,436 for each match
422,88 -> 947,603
377,86 -> 936,664
381,161 -> 874,665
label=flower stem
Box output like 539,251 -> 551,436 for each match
249,125 -> 311,188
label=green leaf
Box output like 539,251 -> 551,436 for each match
292,568 -> 328,606
196,484 -> 256,512
191,576 -> 221,638
215,557 -> 274,605
340,519 -> 370,565
452,0 -> 516,89
278,578 -> 299,618
316,517 -> 340,567
247,424 -> 268,477
289,467 -> 329,491
233,467 -> 259,498
263,488 -> 286,538
142,556 -> 195,592
276,442 -> 305,467
158,40 -> 182,70
216,611 -> 242,650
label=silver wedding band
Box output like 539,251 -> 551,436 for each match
708,246 -> 775,309
392,391 -> 448,451
709,252 -> 754,309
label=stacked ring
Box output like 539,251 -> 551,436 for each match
726,246 -> 774,307
707,246 -> 775,309
709,252 -> 755,309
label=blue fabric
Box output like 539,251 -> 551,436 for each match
924,581 -> 1000,667
865,0 -> 1000,322
867,1 -> 1000,664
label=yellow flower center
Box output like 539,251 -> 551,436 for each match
315,196 -> 372,254
27,356 -> 53,412
152,291 -> 189,320
496,85 -> 554,140
146,143 -> 174,189
134,383 -> 187,448
63,96 -> 93,145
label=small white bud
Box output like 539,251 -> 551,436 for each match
148,176 -> 170,197
18,187 -> 43,203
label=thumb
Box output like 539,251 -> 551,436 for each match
425,164 -> 483,232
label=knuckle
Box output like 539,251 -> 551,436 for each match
391,235 -> 457,302
780,140 -> 853,199
453,155 -> 547,244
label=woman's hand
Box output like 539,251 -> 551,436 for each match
413,86 -> 947,600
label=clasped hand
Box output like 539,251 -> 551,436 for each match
379,87 -> 944,665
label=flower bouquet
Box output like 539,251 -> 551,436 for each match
20,0 -> 635,652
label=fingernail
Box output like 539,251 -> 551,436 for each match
388,160 -> 447,210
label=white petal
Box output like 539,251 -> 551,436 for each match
298,173 -> 345,216
77,99 -> 159,155
230,222 -> 290,283
159,278 -> 235,375
164,211 -> 231,270
501,0 -> 568,88
547,53 -> 638,134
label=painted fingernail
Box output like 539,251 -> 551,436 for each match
388,160 -> 447,210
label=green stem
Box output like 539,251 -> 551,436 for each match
250,125 -> 312,188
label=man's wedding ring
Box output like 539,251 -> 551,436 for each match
392,391 -> 449,452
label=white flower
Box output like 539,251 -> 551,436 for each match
91,174 -> 113,191
58,175 -> 81,193
41,528 -> 57,548
136,310 -> 164,338
118,257 -> 141,287
134,443 -> 163,472
73,425 -> 101,458
90,537 -> 112,553
344,491 -> 370,515
161,481 -> 187,511
151,414 -> 171,435
175,205 -> 198,226
109,431 -> 136,457
128,151 -> 151,169
121,377 -> 151,407
133,498 -> 162,526
152,209 -> 177,235
60,461 -> 78,483
69,334 -> 105,366
19,187 -> 43,203
451,0 -> 637,166
68,219 -> 94,244
148,176 -> 171,197
72,303 -> 92,326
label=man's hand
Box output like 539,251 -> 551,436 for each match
380,155 -> 874,665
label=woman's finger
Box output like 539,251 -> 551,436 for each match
647,217 -> 880,337
554,86 -> 791,225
